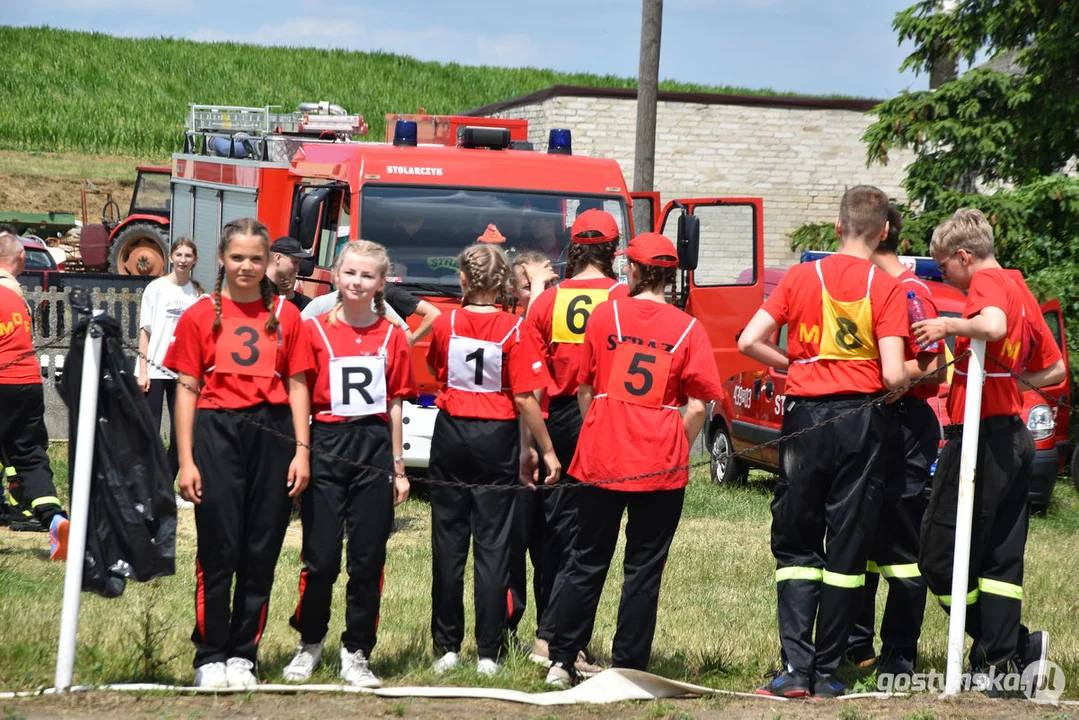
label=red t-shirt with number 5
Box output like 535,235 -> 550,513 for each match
527,278 -> 630,398
570,297 -> 725,491
164,294 -> 315,409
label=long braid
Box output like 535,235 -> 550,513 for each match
458,244 -> 510,306
373,290 -> 386,318
327,293 -> 344,326
259,276 -> 280,335
211,266 -> 225,332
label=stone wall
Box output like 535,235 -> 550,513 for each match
474,89 -> 916,275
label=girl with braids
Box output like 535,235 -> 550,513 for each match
543,232 -> 724,687
165,218 -> 315,690
283,241 -> 416,687
519,209 -> 628,672
425,242 -> 560,676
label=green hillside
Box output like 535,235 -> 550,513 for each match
2,25 -> 830,158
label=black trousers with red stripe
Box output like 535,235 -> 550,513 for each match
547,485 -> 685,671
290,418 -> 395,656
191,404 -> 294,668
508,396 -> 584,639
848,398 -> 937,665
429,412 -> 518,659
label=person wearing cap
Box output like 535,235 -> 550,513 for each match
543,231 -> 724,687
268,236 -> 313,312
515,209 -> 627,675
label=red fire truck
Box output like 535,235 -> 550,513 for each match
168,103 -> 766,466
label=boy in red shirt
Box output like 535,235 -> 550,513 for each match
543,232 -> 724,686
912,208 -> 1064,693
739,185 -> 909,698
846,206 -> 945,675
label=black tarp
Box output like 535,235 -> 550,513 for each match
59,314 -> 176,597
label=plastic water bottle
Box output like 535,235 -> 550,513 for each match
907,291 -> 936,350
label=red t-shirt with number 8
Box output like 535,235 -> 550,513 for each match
164,295 -> 315,409
570,297 -> 725,491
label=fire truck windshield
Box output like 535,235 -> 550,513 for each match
353,186 -> 629,293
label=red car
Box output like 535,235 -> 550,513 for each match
709,261 -> 1071,513
16,235 -> 62,291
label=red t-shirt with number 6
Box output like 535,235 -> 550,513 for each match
164,294 -> 315,409
527,278 -> 630,398
571,297 -> 725,491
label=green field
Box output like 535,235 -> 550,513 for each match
0,25 -> 842,159
2,447 -> 1078,707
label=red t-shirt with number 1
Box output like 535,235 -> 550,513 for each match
570,297 -> 725,492
164,294 -> 315,410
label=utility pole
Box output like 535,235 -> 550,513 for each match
633,0 -> 662,232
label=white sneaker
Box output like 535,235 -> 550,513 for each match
529,638 -> 551,666
225,657 -> 258,689
476,657 -> 500,676
432,651 -> 459,674
340,647 -> 381,688
282,640 -> 324,682
194,661 -> 228,689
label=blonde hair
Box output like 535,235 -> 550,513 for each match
328,240 -> 390,326
459,243 -> 511,308
929,208 -> 995,260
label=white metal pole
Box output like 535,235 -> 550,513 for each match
943,337 -> 986,696
54,311 -> 104,692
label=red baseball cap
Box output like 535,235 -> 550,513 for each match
616,232 -> 679,268
570,209 -> 619,245
477,223 -> 506,243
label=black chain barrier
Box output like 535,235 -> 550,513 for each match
132,341 -> 977,492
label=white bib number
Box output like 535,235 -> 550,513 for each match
447,336 -> 503,393
329,355 -> 387,416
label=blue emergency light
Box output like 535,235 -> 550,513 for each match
548,129 -> 572,155
393,120 -> 418,147
799,250 -> 944,281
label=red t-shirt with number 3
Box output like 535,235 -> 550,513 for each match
164,294 -> 315,409
571,297 -> 725,491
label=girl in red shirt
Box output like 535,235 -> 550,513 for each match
282,241 -> 417,688
543,232 -> 724,686
425,243 -> 560,676
521,209 -> 627,670
165,218 -> 315,690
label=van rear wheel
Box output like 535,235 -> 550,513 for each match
710,424 -> 747,485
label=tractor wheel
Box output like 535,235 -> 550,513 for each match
709,422 -> 747,486
108,223 -> 168,276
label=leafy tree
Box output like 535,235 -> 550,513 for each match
794,0 -> 1079,368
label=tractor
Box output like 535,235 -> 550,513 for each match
80,166 -> 171,275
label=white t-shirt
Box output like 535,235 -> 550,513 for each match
138,276 -> 201,379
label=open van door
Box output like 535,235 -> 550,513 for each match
657,197 -> 765,381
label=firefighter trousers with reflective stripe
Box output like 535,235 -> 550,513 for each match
290,418 -> 394,655
191,404 -> 294,667
771,396 -> 887,676
429,413 -> 518,659
848,399 -> 936,664
919,417 -> 1033,668
0,384 -> 62,524
547,485 -> 685,671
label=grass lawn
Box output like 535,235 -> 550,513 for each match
1,446 -> 1077,702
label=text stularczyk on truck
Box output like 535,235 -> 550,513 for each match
705,253 -> 1071,513
167,103 -> 767,467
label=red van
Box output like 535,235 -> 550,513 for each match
708,258 -> 1071,513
